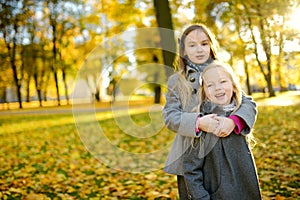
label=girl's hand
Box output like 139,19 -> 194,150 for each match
212,116 -> 235,137
197,114 -> 219,133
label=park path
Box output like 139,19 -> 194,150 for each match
255,91 -> 300,107
1,91 -> 299,116
0,103 -> 162,116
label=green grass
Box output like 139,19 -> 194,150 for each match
0,92 -> 299,199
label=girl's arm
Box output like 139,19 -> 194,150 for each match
162,74 -> 198,137
163,74 -> 219,137
231,93 -> 257,135
210,93 -> 257,137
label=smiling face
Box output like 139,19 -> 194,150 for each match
184,29 -> 211,65
202,67 -> 233,105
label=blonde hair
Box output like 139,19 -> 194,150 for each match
200,63 -> 256,148
198,62 -> 242,111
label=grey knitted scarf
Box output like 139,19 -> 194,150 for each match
186,57 -> 214,73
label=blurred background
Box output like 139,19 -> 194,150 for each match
0,0 -> 299,110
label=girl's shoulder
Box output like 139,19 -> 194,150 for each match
168,72 -> 184,84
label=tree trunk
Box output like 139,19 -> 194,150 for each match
9,37 -> 23,109
244,3 -> 275,97
256,4 -> 275,97
153,0 -> 176,76
53,69 -> 60,105
33,73 -> 43,107
154,85 -> 161,104
95,88 -> 100,102
266,74 -> 275,97
25,73 -> 31,102
277,32 -> 287,92
153,0 -> 176,104
62,68 -> 69,105
243,57 -> 252,95
51,19 -> 61,106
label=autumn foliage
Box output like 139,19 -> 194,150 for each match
0,99 -> 299,199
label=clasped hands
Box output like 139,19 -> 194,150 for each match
197,114 -> 235,137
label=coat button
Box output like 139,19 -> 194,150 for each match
189,77 -> 195,82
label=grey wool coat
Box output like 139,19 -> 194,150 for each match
162,65 -> 261,200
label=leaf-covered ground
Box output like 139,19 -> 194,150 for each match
253,106 -> 300,199
0,103 -> 299,199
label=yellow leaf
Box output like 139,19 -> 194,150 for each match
24,192 -> 49,200
275,194 -> 285,200
145,173 -> 157,180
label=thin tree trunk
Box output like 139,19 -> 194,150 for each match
50,19 -> 61,106
33,73 -> 42,107
62,68 -> 69,105
243,56 -> 251,95
8,35 -> 23,109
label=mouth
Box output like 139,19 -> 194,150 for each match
196,55 -> 205,59
215,93 -> 225,99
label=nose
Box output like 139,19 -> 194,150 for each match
196,44 -> 203,51
215,82 -> 223,91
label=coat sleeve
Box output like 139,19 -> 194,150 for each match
162,74 -> 199,138
231,93 -> 257,135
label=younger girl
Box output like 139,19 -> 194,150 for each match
182,63 -> 261,200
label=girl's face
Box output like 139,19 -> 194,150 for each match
184,29 -> 211,64
203,67 -> 233,105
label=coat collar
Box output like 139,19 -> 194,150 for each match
201,100 -> 236,116
185,57 -> 214,77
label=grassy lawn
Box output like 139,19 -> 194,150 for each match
0,92 -> 299,199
